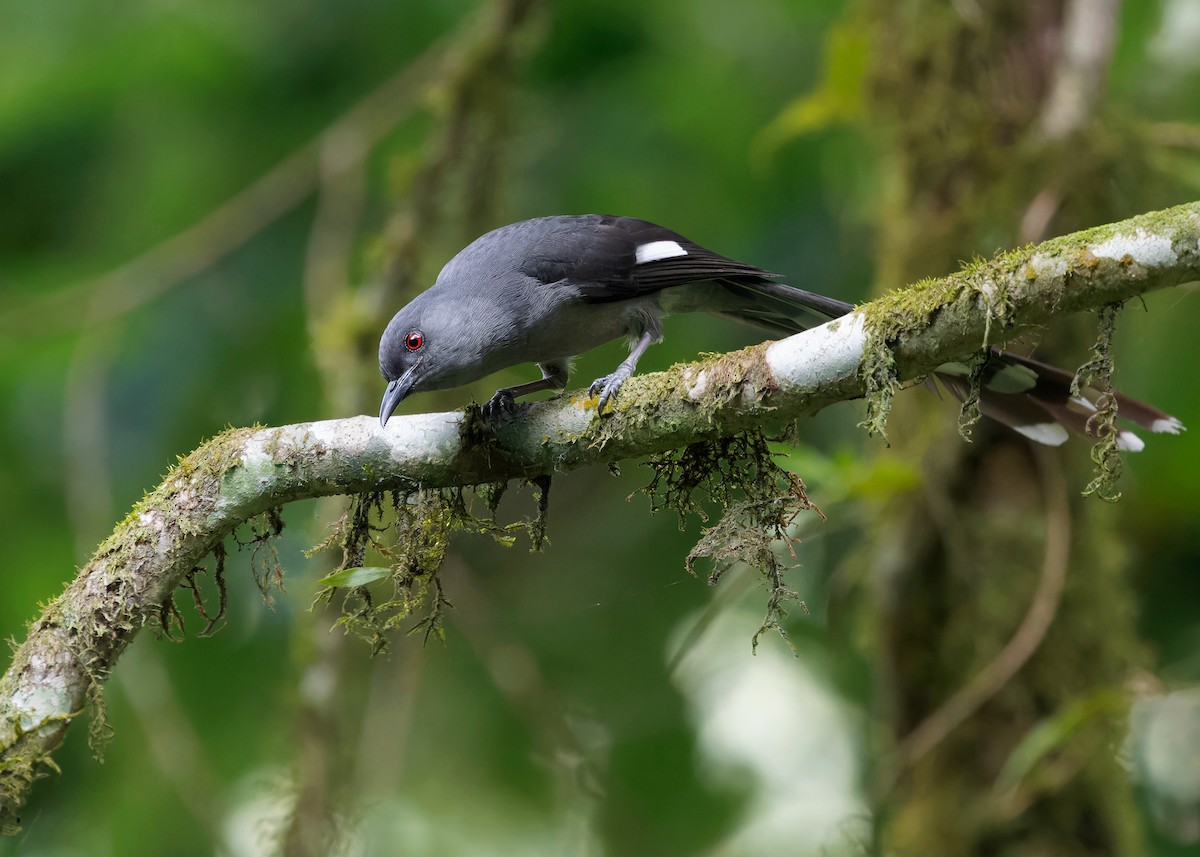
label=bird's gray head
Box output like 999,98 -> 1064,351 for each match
377,289 -> 499,426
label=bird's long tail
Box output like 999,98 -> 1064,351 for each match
717,278 -> 1184,448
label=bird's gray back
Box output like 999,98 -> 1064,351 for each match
425,218 -> 638,372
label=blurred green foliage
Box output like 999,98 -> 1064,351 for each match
2,0 -> 1199,854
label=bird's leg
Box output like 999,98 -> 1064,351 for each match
483,361 -> 570,420
590,332 -> 655,412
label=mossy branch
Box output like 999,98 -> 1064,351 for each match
3,200 -> 1199,830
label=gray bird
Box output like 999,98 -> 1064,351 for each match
378,214 -> 1182,448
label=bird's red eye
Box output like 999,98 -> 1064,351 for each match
404,330 -> 424,351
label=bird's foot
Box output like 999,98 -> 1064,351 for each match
481,389 -> 521,422
589,367 -> 633,413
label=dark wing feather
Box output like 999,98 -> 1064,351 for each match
519,215 -> 780,303
628,247 -> 780,294
519,215 -> 634,292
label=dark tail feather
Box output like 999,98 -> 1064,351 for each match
719,277 -> 1184,449
937,352 -> 1184,451
937,370 -> 1144,449
998,353 -> 1185,435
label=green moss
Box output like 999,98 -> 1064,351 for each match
858,336 -> 899,440
584,344 -> 778,445
0,746 -> 61,835
320,490 -> 456,652
178,425 -> 262,481
525,475 -> 551,552
1031,200 -> 1200,260
475,480 -> 508,516
94,426 -> 261,559
954,352 -> 987,441
856,274 -> 960,439
1072,303 -> 1125,502
6,424 -> 267,796
85,672 -> 111,759
312,480 -> 551,653
642,431 -> 821,652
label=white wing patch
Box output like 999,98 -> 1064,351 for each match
635,240 -> 688,265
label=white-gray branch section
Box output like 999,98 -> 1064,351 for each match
2,201 -> 1198,831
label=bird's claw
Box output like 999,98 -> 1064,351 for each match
481,389 -> 519,422
589,369 -> 631,414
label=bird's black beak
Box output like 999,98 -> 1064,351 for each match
379,370 -> 417,427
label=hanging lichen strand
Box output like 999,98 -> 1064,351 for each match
641,430 -> 821,651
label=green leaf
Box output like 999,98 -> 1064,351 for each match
317,566 -> 393,588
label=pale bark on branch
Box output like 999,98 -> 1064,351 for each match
2,201 -> 1198,830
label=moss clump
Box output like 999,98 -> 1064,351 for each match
855,274 -> 965,440
525,475 -> 551,552
1072,302 -> 1124,502
312,492 -> 438,654
84,672 -> 111,759
582,344 -> 778,451
858,334 -> 899,440
0,745 -> 61,835
642,430 -> 821,652
954,352 -> 988,441
856,246 -> 1037,441
312,481 -> 549,653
